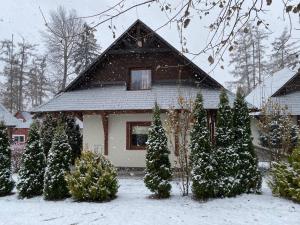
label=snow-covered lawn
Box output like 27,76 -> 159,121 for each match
0,177 -> 299,225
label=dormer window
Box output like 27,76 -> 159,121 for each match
130,69 -> 151,90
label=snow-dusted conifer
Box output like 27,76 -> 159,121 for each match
73,23 -> 100,75
144,102 -> 172,198
61,115 -> 82,163
190,93 -> 216,199
40,113 -> 57,158
43,124 -> 72,200
233,89 -> 261,194
17,121 -> 46,198
214,89 -> 239,197
0,122 -> 14,196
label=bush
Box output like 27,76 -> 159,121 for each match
269,145 -> 300,202
65,151 -> 118,202
11,143 -> 25,173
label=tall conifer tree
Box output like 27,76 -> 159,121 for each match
144,102 -> 172,198
17,121 -> 46,198
190,93 -> 216,199
0,122 -> 14,196
43,125 -> 72,200
214,89 -> 239,197
232,90 -> 261,193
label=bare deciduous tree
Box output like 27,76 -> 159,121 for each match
42,6 -> 83,91
165,96 -> 194,196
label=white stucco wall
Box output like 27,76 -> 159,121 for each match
83,113 -> 177,167
83,114 -> 104,153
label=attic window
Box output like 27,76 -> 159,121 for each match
130,69 -> 151,90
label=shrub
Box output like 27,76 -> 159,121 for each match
11,143 -> 25,173
65,151 -> 118,202
269,145 -> 300,202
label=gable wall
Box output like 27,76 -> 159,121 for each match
275,73 -> 300,96
73,52 -> 198,90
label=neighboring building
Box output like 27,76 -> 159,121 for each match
246,67 -> 300,147
33,20 -> 236,168
0,103 -> 19,138
12,111 -> 33,144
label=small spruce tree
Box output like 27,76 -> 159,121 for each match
40,113 -> 57,158
232,90 -> 261,194
17,122 -> 46,198
144,102 -> 172,198
214,89 -> 239,197
0,122 -> 14,196
190,93 -> 216,199
61,115 -> 82,163
43,124 -> 72,200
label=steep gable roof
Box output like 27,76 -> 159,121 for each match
65,19 -> 222,91
246,68 -> 299,108
0,103 -> 19,127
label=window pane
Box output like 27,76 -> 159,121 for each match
131,125 -> 150,147
130,70 -> 151,90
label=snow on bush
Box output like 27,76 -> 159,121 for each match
0,122 -> 14,196
65,151 -> 118,202
17,122 -> 46,198
43,125 -> 72,200
11,143 -> 25,173
189,92 -> 216,199
269,145 -> 300,203
144,102 -> 172,198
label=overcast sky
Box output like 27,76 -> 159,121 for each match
0,0 -> 299,86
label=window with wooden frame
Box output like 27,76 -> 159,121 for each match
126,122 -> 151,150
129,69 -> 151,90
12,135 -> 25,143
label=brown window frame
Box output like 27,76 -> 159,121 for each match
128,68 -> 152,91
126,121 -> 151,150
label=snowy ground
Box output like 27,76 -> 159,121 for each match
0,177 -> 299,225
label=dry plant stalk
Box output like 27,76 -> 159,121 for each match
165,96 -> 194,196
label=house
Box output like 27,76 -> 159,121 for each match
32,20 -> 236,168
11,111 -> 33,144
0,103 -> 19,139
246,67 -> 300,148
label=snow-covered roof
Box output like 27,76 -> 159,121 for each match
246,68 -> 298,109
15,111 -> 33,128
0,104 -> 19,127
32,84 -> 237,112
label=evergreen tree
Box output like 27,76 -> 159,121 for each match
0,122 -> 14,196
232,90 -> 261,194
43,124 -> 72,200
144,102 -> 172,198
40,113 -> 57,158
17,121 -> 46,198
61,115 -> 82,163
270,27 -> 300,73
214,89 -> 239,197
190,93 -> 215,199
73,23 -> 100,75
